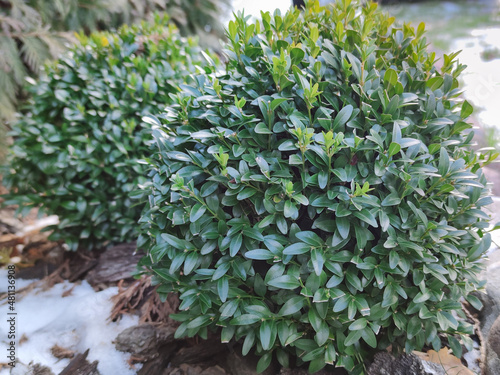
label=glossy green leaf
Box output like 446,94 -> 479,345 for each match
353,209 -> 378,228
311,248 -> 324,276
190,203 -> 206,222
230,233 -> 243,257
283,242 -> 311,255
256,353 -> 272,374
267,275 -> 301,289
332,105 -> 353,131
296,231 -> 323,246
344,329 -> 363,347
245,249 -> 275,260
230,314 -> 261,325
278,296 -> 305,316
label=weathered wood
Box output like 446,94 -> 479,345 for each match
68,257 -> 98,282
170,339 -> 227,366
137,343 -> 179,375
58,349 -> 100,375
86,242 -> 143,286
15,260 -> 58,280
367,352 -> 426,375
114,323 -> 176,361
225,350 -> 279,375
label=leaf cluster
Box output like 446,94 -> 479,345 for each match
140,0 -> 496,373
3,15 -> 209,250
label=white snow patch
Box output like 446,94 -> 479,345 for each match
463,340 -> 482,374
0,270 -> 38,293
0,280 -> 139,375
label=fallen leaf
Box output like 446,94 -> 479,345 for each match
61,285 -> 76,297
413,347 -> 474,375
19,334 -> 28,345
51,344 -> 75,359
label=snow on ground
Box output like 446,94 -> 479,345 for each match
463,340 -> 482,374
0,280 -> 139,375
0,270 -> 37,293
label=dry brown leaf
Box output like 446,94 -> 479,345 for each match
61,284 -> 76,297
51,344 -> 75,359
109,275 -> 178,324
413,347 -> 474,375
0,233 -> 21,244
19,334 -> 28,345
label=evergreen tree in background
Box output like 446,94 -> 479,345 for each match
0,0 -> 67,120
0,0 -> 229,124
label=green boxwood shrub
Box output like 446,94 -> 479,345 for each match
139,1 -> 495,373
3,14 -> 209,250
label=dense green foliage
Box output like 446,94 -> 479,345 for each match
139,0 -> 495,373
4,15 -> 208,250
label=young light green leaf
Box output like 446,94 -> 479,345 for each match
384,68 -> 398,86
388,142 -> 401,157
461,100 -> 473,118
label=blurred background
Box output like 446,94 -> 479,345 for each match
1,0 -> 499,162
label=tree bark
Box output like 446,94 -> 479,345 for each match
86,242 -> 143,286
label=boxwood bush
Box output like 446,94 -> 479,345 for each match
3,14 -> 209,250
139,1 -> 495,373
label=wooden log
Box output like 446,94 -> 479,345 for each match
86,242 -> 143,286
114,323 -> 176,360
170,339 -> 227,366
58,349 -> 100,375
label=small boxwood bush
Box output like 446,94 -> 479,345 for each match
3,15 -> 210,250
139,1 -> 495,373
